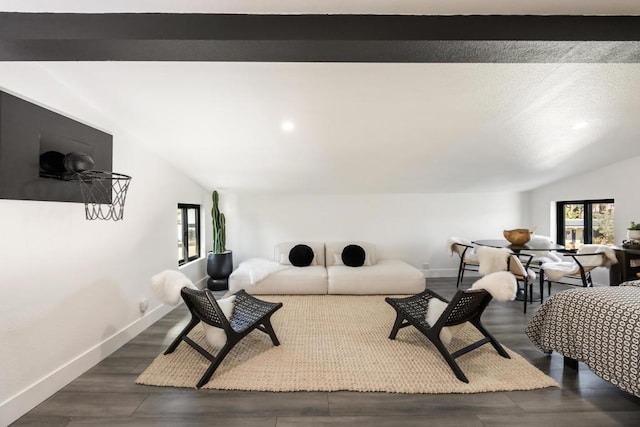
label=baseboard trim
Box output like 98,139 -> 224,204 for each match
425,268 -> 481,278
1,274 -> 207,426
424,268 -> 455,278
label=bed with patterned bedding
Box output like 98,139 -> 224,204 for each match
526,280 -> 640,397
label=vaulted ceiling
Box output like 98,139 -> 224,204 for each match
1,1 -> 640,194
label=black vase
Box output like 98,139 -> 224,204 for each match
207,251 -> 233,291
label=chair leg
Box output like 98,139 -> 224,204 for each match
164,316 -> 199,355
471,320 -> 510,359
389,312 -> 405,339
523,280 -> 528,313
195,339 -> 238,389
262,318 -> 281,346
539,271 -> 545,305
429,334 -> 469,383
579,268 -> 589,287
456,259 -> 465,288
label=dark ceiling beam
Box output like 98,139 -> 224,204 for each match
1,13 -> 639,62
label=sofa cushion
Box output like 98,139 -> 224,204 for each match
342,244 -> 366,267
328,259 -> 425,295
229,265 -> 328,295
275,242 -> 325,266
326,242 -> 377,267
289,244 -> 315,267
333,253 -> 373,266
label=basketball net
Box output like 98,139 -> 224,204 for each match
76,171 -> 132,221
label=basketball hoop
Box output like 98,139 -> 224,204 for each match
39,151 -> 132,221
76,170 -> 132,221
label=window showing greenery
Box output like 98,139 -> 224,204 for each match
177,204 -> 201,265
556,199 -> 614,250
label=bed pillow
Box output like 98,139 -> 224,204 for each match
288,244 -> 315,267
342,244 -> 366,267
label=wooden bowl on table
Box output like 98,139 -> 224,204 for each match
503,229 -> 532,245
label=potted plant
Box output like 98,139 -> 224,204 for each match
628,221 -> 640,240
206,190 -> 233,291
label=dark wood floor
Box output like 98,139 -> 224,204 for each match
13,277 -> 640,426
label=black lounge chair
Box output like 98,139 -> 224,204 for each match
385,288 -> 509,383
164,288 -> 283,388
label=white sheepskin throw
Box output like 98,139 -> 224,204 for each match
150,270 -> 197,305
235,258 -> 288,285
425,271 -> 517,346
541,261 -> 578,281
447,236 -> 473,257
578,244 -> 618,267
542,245 -> 618,281
522,235 -> 562,263
202,295 -> 236,348
470,271 -> 517,302
477,246 -> 511,275
426,298 -> 457,345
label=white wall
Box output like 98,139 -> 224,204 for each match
527,154 -> 640,284
0,66 -> 211,425
228,192 -> 528,276
0,64 -> 531,425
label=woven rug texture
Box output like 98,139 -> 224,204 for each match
136,295 -> 558,393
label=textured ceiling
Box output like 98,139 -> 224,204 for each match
2,61 -> 638,194
1,1 -> 640,194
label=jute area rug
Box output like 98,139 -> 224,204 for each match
136,295 -> 558,393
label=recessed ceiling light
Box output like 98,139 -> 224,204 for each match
281,121 -> 294,132
572,121 -> 590,130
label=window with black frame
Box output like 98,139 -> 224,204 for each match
177,204 -> 201,265
556,199 -> 614,250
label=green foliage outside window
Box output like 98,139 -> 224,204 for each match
558,199 -> 614,247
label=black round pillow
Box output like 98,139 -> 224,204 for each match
341,244 -> 366,267
288,244 -> 314,267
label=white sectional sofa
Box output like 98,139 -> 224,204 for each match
228,241 -> 425,295
229,242 -> 328,295
325,242 -> 426,295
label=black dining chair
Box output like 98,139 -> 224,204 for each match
449,239 -> 480,288
507,253 -> 539,313
539,251 -> 608,296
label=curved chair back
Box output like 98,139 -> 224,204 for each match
508,254 -> 534,282
441,289 -> 492,327
449,237 -> 480,288
181,287 -> 230,330
452,243 -> 467,257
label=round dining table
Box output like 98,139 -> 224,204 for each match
472,239 -> 564,253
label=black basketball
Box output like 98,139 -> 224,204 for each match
63,152 -> 95,173
39,151 -> 66,174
